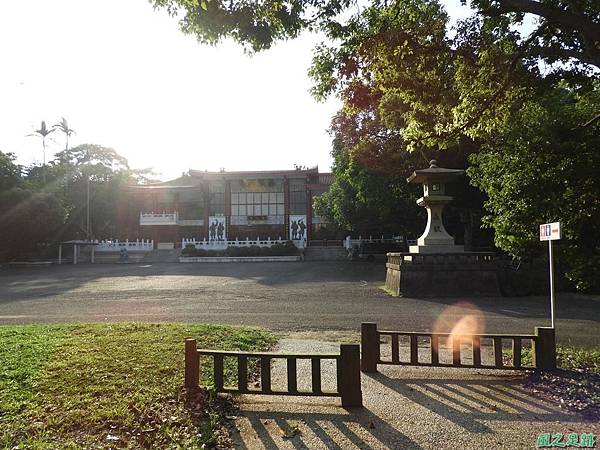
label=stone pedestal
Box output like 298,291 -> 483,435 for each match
385,252 -> 501,297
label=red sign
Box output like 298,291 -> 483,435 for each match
539,222 -> 561,241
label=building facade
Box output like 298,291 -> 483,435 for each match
118,167 -> 332,248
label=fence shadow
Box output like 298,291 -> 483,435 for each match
233,406 -> 423,450
364,371 -> 589,435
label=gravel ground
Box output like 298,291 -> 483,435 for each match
231,338 -> 599,450
0,262 -> 599,347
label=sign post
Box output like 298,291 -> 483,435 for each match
539,222 -> 561,328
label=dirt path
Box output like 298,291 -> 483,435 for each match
231,338 -> 599,449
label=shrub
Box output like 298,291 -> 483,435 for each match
181,241 -> 298,257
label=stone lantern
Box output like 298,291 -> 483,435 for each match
384,160 -> 500,297
407,160 -> 464,254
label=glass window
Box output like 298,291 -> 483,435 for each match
229,186 -> 284,216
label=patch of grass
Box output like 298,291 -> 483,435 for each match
516,345 -> 600,373
0,325 -> 73,427
556,346 -> 600,374
378,285 -> 399,297
0,323 -> 276,449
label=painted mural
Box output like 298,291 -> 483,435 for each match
208,216 -> 227,241
289,215 -> 307,240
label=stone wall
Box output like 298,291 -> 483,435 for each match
385,252 -> 501,297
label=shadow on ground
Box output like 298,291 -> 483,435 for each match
233,369 -> 596,449
234,407 -> 421,450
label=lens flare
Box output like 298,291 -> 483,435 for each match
432,302 -> 485,346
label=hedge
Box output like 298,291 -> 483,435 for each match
181,241 -> 298,257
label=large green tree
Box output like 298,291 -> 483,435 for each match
52,144 -> 154,239
468,83 -> 600,291
152,0 -> 600,71
314,129 -> 425,236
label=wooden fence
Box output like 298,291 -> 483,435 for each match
361,323 -> 556,373
184,339 -> 362,407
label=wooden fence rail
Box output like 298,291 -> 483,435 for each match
185,340 -> 362,407
361,323 -> 556,373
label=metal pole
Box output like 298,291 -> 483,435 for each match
86,174 -> 90,240
549,240 -> 555,329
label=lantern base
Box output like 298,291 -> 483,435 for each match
385,252 -> 500,297
409,244 -> 464,254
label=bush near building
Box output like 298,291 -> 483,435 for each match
181,241 -> 298,257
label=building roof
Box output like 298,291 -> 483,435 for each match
407,160 -> 464,184
188,166 -> 319,179
129,166 -> 330,190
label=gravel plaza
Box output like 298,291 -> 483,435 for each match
1,261 -> 598,347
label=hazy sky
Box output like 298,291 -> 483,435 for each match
0,0 -> 471,181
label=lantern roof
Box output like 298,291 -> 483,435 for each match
407,160 -> 465,184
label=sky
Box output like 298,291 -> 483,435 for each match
0,0 -> 472,181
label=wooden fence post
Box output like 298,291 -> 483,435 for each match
339,344 -> 363,408
534,327 -> 556,370
361,322 -> 379,373
185,338 -> 199,390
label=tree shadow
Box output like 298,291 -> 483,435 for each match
0,261 -> 385,305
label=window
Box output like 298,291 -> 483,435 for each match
232,188 -> 284,217
290,179 -> 307,215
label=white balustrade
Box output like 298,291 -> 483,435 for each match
182,236 -> 286,250
95,239 -> 154,252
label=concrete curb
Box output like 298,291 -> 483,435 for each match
179,256 -> 302,263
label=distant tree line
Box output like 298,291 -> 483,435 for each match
0,120 -> 155,261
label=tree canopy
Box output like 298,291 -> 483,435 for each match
152,0 -> 600,69
468,83 -> 600,291
152,0 -> 600,291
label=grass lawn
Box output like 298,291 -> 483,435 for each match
0,323 -> 276,449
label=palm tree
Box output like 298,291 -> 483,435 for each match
27,120 -> 55,184
53,117 -> 75,152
